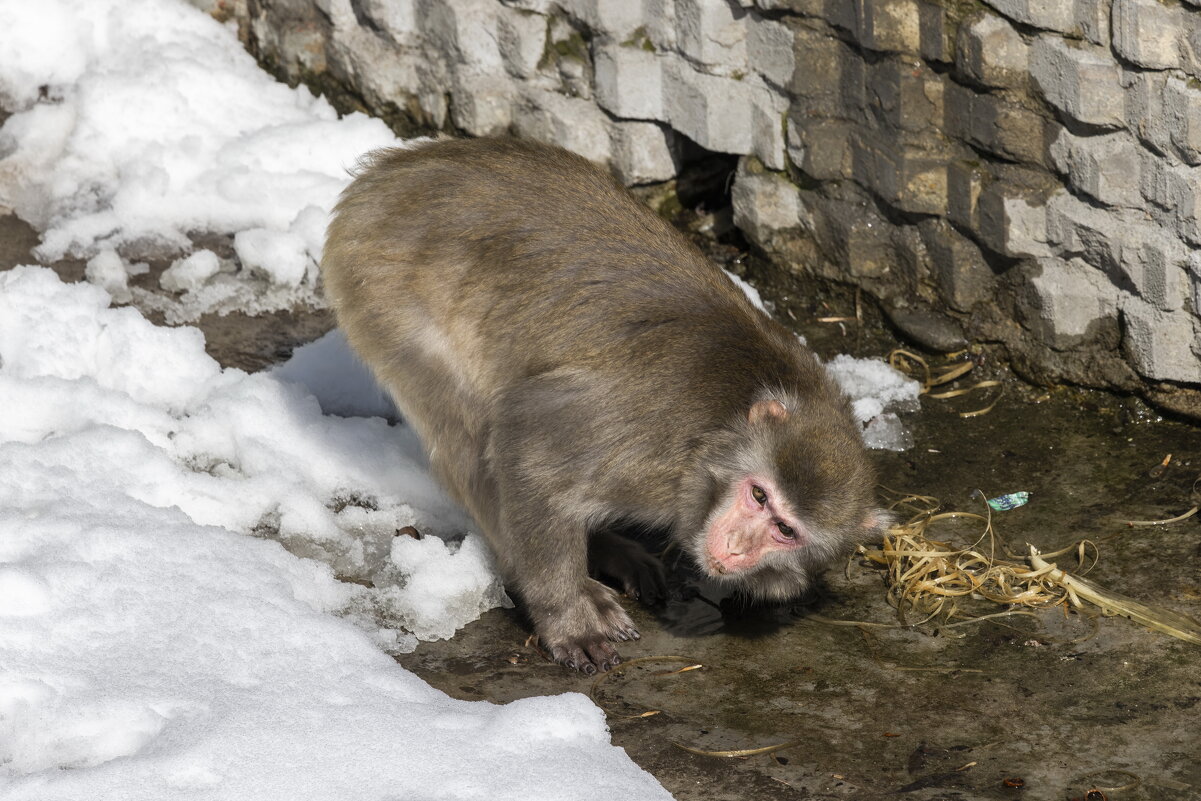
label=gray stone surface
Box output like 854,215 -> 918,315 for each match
1025,256 -> 1120,350
1049,130 -> 1144,209
1029,36 -> 1125,128
1112,0 -> 1182,71
198,0 -> 1201,409
609,120 -> 677,184
594,44 -> 664,121
956,12 -> 1028,90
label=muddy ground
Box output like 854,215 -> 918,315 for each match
3,208 -> 1198,801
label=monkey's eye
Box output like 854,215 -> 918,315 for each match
776,522 -> 795,539
751,485 -> 767,505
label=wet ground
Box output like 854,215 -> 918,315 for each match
3,209 -> 1199,801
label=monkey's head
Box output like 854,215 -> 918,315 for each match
684,393 -> 885,602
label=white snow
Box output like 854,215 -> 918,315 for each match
0,0 -> 399,322
0,0 -> 920,794
0,266 -> 669,799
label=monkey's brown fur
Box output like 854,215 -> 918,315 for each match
323,137 -> 881,674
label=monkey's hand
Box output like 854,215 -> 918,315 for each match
588,530 -> 667,606
537,579 -> 640,675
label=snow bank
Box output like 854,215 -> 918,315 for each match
0,0 -> 399,322
0,265 -> 670,799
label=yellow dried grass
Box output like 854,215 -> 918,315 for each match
859,491 -> 1201,646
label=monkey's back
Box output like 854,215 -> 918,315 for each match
322,138 -> 839,514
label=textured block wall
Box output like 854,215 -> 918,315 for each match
200,0 -> 1201,417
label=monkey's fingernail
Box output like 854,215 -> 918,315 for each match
582,663 -> 597,676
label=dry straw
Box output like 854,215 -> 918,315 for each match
861,489 -> 1201,646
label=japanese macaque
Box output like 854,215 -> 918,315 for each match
322,137 -> 884,674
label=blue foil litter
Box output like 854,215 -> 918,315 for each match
986,491 -> 1030,511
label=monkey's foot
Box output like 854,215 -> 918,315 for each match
539,580 -> 640,675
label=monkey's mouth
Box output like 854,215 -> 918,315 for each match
707,557 -> 729,575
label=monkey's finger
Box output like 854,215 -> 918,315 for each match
550,643 -> 598,675
611,624 -> 641,641
583,639 -> 623,673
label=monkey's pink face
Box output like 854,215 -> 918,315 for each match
702,476 -> 807,576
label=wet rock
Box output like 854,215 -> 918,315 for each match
885,304 -> 967,352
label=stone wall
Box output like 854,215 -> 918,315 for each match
199,0 -> 1201,416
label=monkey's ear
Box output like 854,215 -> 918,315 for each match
748,398 -> 789,424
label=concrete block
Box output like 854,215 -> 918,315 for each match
662,56 -> 754,154
409,87 -> 446,128
1025,257 -> 1120,350
1048,130 -> 1144,208
979,185 -> 1053,258
499,0 -> 554,11
956,13 -> 1028,89
497,6 -> 547,79
1073,0 -> 1111,47
1112,0 -> 1182,71
918,218 -> 996,311
747,17 -> 795,88
918,1 -> 953,63
813,192 -> 894,278
513,88 -> 612,164
1045,190 -> 1121,270
946,85 -> 1048,166
594,43 -> 664,120
786,116 -> 854,180
982,0 -> 1109,40
1118,220 -> 1190,311
608,120 -> 677,184
867,57 -> 944,134
1140,160 -> 1201,244
1190,251 -> 1201,314
751,85 -> 789,170
675,0 -> 748,70
790,28 -> 864,120
450,70 -> 514,136
858,0 -> 922,54
419,0 -> 503,71
1164,76 -> 1201,166
1124,71 -> 1172,156
556,0 -> 643,38
981,0 -> 1073,31
946,160 -> 988,233
643,0 -> 678,51
358,0 -> 419,46
821,0 -> 859,38
1121,297 -> 1201,381
335,24 -> 420,102
1029,36 -> 1125,128
853,135 -> 949,215
732,161 -> 805,245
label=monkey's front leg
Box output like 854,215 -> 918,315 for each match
501,504 -> 640,674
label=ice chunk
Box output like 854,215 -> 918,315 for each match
84,249 -> 131,303
861,412 -> 915,452
825,354 -> 921,450
160,249 -> 221,293
233,228 -> 311,288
